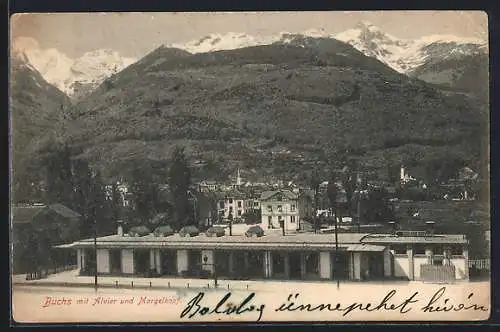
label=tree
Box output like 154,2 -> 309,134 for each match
243,209 -> 261,225
75,168 -> 112,237
341,163 -> 358,217
127,160 -> 159,225
363,187 -> 394,224
326,173 -> 339,224
71,159 -> 92,212
69,159 -> 113,237
110,182 -> 124,220
168,147 -> 192,230
42,144 -> 74,208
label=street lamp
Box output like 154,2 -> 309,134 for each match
203,255 -> 218,288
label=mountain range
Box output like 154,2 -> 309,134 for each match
10,54 -> 70,198
13,22 -> 488,100
12,37 -> 136,99
10,23 -> 489,192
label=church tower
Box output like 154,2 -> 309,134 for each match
236,168 -> 242,186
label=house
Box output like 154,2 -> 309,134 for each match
260,190 -> 300,231
198,180 -> 218,193
216,190 -> 247,220
11,203 -> 82,274
57,225 -> 470,282
400,165 -> 416,184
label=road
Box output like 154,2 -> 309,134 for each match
11,281 -> 491,324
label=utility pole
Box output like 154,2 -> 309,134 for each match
327,175 -> 340,289
203,255 -> 217,288
334,206 -> 339,289
94,217 -> 98,292
283,204 -> 286,236
357,192 -> 361,233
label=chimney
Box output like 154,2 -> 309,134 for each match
117,220 -> 124,236
425,221 -> 435,235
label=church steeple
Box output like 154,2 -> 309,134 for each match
236,168 -> 242,186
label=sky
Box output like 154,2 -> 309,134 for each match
11,11 -> 488,59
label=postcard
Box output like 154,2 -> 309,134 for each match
10,11 -> 490,323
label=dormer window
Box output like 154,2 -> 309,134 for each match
276,194 -> 283,201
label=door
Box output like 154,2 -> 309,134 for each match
247,251 -> 265,278
289,252 -> 302,280
134,249 -> 150,275
160,250 -> 177,276
214,251 -> 230,277
109,249 -> 122,274
367,252 -> 384,279
331,252 -> 349,280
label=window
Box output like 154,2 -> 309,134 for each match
268,216 -> 273,228
392,245 -> 407,255
433,257 -> 443,266
276,194 -> 283,201
254,201 -> 259,207
277,205 -> 283,212
291,216 -> 296,223
450,245 -> 463,256
291,204 -> 296,212
229,198 -> 233,204
413,244 -> 427,255
433,245 -> 444,256
267,205 -> 272,212
238,210 -> 242,216
219,202 -> 225,209
237,201 -> 242,208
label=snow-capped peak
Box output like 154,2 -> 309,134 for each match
300,28 -> 331,38
414,34 -> 486,46
169,32 -> 279,53
336,20 -> 403,45
334,21 -> 488,73
168,28 -> 341,54
11,36 -> 137,97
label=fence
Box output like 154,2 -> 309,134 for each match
469,259 -> 490,271
420,264 -> 456,283
25,264 -> 77,281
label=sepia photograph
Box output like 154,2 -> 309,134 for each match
9,11 -> 490,323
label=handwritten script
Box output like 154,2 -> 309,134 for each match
180,287 -> 488,321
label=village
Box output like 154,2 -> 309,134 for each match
12,163 -> 490,286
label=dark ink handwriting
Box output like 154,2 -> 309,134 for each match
421,287 -> 488,313
180,292 -> 265,321
275,290 -> 419,316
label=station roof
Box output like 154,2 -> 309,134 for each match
360,234 -> 468,244
56,232 -> 374,250
54,231 -> 467,251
